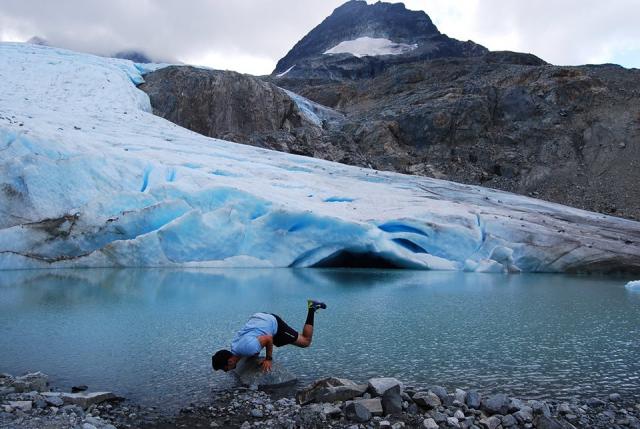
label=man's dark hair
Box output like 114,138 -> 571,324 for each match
212,349 -> 233,371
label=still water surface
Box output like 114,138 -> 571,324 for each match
0,269 -> 638,408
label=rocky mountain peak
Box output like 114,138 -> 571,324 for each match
272,1 -> 487,80
274,1 -> 441,74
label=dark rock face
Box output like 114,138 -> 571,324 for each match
273,0 -> 487,80
139,65 -> 330,153
273,58 -> 640,220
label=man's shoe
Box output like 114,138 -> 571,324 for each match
307,299 -> 327,311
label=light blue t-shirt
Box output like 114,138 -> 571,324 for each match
230,312 -> 278,356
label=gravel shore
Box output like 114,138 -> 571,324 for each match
2,371 -> 639,428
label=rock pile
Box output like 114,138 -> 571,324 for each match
0,371 -> 153,429
168,376 -> 640,429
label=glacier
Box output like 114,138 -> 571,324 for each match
1,42 -> 640,272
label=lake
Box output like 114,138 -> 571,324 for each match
0,268 -> 638,410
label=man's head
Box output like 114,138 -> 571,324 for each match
212,349 -> 236,372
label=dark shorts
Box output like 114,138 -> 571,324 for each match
271,314 -> 299,347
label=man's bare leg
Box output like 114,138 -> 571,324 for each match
294,300 -> 326,348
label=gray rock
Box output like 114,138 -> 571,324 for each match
454,409 -> 465,419
508,398 -> 526,413
250,408 -> 263,418
8,401 -> 32,411
233,356 -> 297,389
466,390 -> 481,409
514,408 -> 533,423
529,400 -> 551,417
42,392 -> 64,407
501,414 -> 517,427
432,411 -> 448,423
13,372 -> 48,392
346,398 -> 383,416
423,418 -> 439,429
455,389 -> 466,404
586,397 -> 606,408
368,377 -> 403,397
534,415 -> 564,429
321,404 -> 342,419
482,394 -> 510,415
609,393 -> 622,402
345,401 -> 372,422
296,377 -> 367,405
60,392 -> 118,409
413,391 -> 441,409
381,385 -> 403,415
82,424 -> 97,429
557,403 -> 571,414
0,387 -> 15,396
446,416 -> 459,427
430,386 -> 449,403
479,416 -> 501,429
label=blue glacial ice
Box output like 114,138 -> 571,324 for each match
1,42 -> 640,273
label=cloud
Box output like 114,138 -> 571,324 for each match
0,0 -> 638,74
403,0 -> 640,67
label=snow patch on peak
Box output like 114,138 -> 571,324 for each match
324,36 -> 418,58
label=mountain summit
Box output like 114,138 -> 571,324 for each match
273,0 -> 487,78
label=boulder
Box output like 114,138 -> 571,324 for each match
345,401 -> 372,422
479,416 -> 501,429
297,377 -> 367,405
423,418 -> 439,429
233,356 -> 297,390
368,377 -> 403,396
454,388 -> 466,403
482,393 -> 510,415
529,400 -> 551,416
60,392 -> 118,409
345,398 -> 383,417
12,372 -> 48,393
534,415 -> 564,429
466,390 -> 481,409
381,385 -> 403,415
429,386 -> 449,403
8,401 -> 32,411
44,395 -> 64,407
413,391 -> 441,409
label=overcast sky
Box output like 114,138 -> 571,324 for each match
1,0 -> 638,75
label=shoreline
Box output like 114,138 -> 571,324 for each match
2,371 -> 640,428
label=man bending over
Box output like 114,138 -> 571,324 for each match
212,300 -> 327,373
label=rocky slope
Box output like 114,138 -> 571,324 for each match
139,65 -> 339,155
139,0 -> 640,221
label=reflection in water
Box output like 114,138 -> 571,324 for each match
0,268 -> 639,409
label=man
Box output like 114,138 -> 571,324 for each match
212,299 -> 327,373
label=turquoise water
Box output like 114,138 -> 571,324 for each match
0,269 -> 639,409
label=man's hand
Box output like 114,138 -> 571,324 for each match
260,358 -> 273,373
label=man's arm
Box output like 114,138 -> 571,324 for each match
257,335 -> 273,372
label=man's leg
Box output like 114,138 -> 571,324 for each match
294,300 -> 326,348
